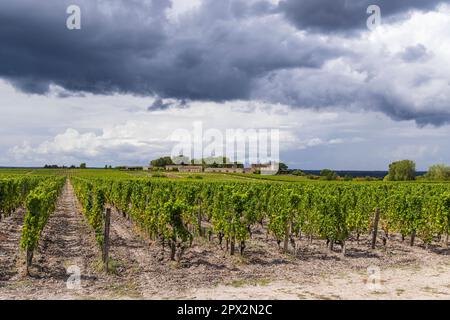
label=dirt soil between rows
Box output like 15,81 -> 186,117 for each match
0,181 -> 449,300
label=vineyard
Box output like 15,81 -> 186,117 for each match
1,169 -> 450,299
70,175 -> 450,260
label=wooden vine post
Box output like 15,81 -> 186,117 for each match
230,225 -> 236,255
371,208 -> 380,250
102,208 -> 111,272
410,230 -> 416,247
26,249 -> 33,275
197,198 -> 202,237
445,231 -> 449,249
283,222 -> 290,253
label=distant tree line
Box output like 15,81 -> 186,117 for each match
150,156 -> 174,167
43,163 -> 87,169
150,156 -> 245,168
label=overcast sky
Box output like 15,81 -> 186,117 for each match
1,0 -> 450,170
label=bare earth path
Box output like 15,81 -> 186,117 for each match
107,209 -> 160,298
187,262 -> 450,300
0,209 -> 25,282
1,181 -> 449,300
37,182 -> 94,280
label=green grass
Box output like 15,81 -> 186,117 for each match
396,288 -> 405,296
228,278 -> 271,288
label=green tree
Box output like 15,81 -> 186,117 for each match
278,163 -> 289,172
425,164 -> 450,181
150,156 -> 174,167
80,163 -> 87,169
386,160 -> 416,181
320,169 -> 338,181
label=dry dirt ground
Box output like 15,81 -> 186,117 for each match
0,181 -> 449,300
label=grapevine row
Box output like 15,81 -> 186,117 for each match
0,176 -> 47,220
20,177 -> 65,272
70,177 -> 450,260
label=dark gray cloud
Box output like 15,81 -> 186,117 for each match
148,99 -> 173,111
147,98 -> 188,111
0,0 -> 335,101
253,63 -> 450,127
278,0 -> 449,33
1,0 -> 168,94
368,93 -> 450,127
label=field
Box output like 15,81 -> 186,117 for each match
0,168 -> 449,300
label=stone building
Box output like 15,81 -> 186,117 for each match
204,167 -> 245,173
165,165 -> 203,173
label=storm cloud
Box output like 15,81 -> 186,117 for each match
0,0 -> 335,100
1,0 -> 450,126
278,0 -> 449,33
147,98 -> 188,111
